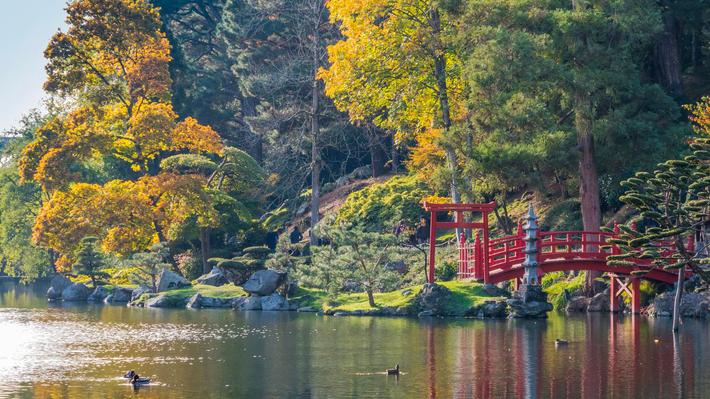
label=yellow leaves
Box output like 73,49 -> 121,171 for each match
406,128 -> 446,181
173,117 -> 224,156
32,173 -> 218,265
686,97 -> 710,137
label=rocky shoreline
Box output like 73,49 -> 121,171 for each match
45,268 -> 710,320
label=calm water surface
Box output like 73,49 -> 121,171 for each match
1,281 -> 709,398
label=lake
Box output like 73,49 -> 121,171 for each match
1,281 -> 709,398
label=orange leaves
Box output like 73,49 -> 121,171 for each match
406,128 -> 447,181
173,117 -> 224,156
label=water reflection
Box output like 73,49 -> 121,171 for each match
1,283 -> 710,398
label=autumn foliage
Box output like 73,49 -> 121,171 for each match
19,0 -> 224,270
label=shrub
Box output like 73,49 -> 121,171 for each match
436,261 -> 458,281
337,175 -> 430,231
175,250 -> 201,280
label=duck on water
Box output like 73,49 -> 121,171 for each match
124,370 -> 150,386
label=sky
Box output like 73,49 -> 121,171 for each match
0,0 -> 67,133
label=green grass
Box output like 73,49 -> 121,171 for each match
291,281 -> 506,315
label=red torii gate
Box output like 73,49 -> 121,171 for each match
423,201 -> 497,284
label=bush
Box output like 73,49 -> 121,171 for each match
175,250 -> 201,280
337,175 -> 430,231
436,261 -> 458,281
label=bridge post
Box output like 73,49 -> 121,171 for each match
631,277 -> 641,314
474,232 -> 483,281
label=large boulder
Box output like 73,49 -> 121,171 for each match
145,293 -> 187,308
111,288 -> 133,303
87,286 -> 111,302
234,296 -> 262,311
415,283 -> 452,315
566,296 -> 590,312
131,286 -> 151,302
468,300 -> 508,318
261,293 -> 289,311
61,283 -> 91,302
47,275 -> 71,300
186,293 -> 203,309
187,293 -> 233,308
156,268 -> 191,292
196,267 -> 228,286
242,269 -> 286,296
586,292 -> 610,312
647,292 -> 710,318
507,286 -> 552,318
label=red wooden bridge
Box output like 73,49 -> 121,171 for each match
423,202 -> 696,313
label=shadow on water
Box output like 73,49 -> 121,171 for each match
1,282 -> 710,398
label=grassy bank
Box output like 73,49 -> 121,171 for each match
290,281 -> 507,315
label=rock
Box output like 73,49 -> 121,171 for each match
418,310 -> 434,318
235,296 -> 262,311
111,288 -> 133,303
103,294 -> 114,304
401,289 -> 413,296
87,286 -> 110,302
507,285 -> 552,318
483,284 -> 509,297
145,294 -> 187,308
242,269 -> 286,296
261,293 -> 289,311
297,306 -> 316,312
283,280 -> 299,297
566,296 -> 590,312
334,176 -> 350,188
647,292 -> 710,318
333,311 -> 349,317
47,275 -> 71,300
47,287 -> 61,301
201,296 -> 233,308
587,292 -> 610,312
156,268 -> 191,292
476,300 -> 508,318
350,165 -> 372,179
61,283 -> 91,302
131,286 -> 151,302
187,293 -> 203,308
415,283 -> 452,314
385,260 -> 408,274
196,267 -> 228,286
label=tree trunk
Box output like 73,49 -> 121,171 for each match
430,8 -> 460,208
241,95 -> 263,163
369,137 -> 386,177
673,264 -> 685,332
309,15 -> 321,246
200,228 -> 211,274
654,1 -> 684,98
575,91 -> 602,294
390,133 -> 399,172
367,289 -> 376,308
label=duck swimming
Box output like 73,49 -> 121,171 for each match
555,339 -> 569,346
386,364 -> 400,375
130,374 -> 151,386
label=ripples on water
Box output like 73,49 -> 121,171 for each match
1,282 -> 710,398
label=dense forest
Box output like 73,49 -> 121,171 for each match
0,0 -> 708,297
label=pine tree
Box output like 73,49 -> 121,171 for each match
72,237 -> 108,287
